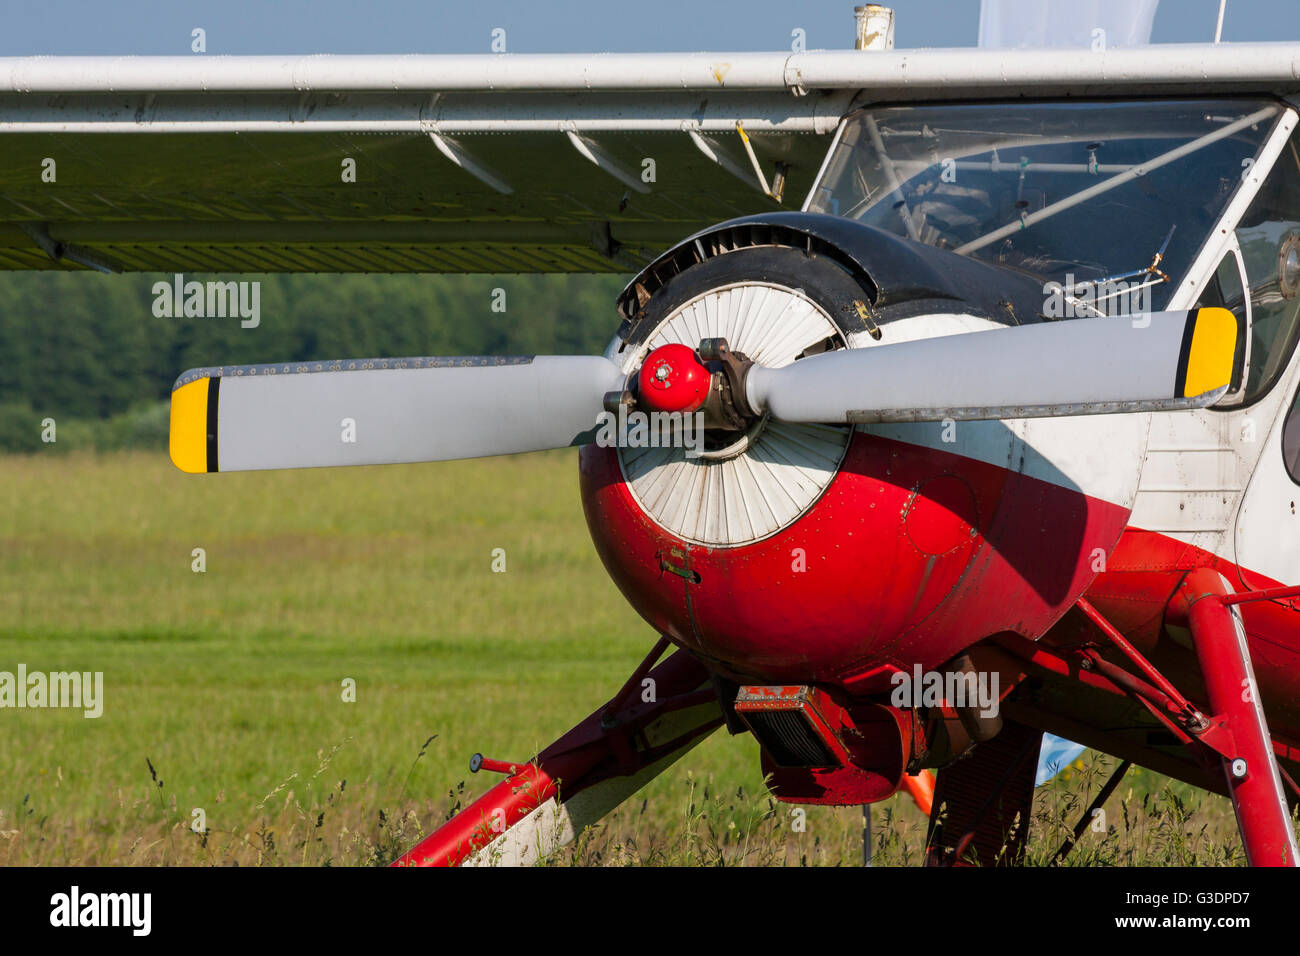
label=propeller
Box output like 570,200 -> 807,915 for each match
169,307 -> 1235,474
746,307 -> 1237,424
169,355 -> 623,473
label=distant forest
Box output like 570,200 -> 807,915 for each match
0,271 -> 628,451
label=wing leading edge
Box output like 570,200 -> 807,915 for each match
2,46 -> 1299,274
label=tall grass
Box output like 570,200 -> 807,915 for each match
0,450 -> 1266,865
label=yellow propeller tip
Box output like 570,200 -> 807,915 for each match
169,377 -> 212,473
1181,307 -> 1238,399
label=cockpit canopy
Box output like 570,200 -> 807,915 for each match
807,98 -> 1281,314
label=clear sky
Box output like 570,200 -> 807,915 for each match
1,0 -> 1297,55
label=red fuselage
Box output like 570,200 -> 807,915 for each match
579,432 -> 1300,744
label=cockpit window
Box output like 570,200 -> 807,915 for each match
807,99 -> 1281,314
1222,122 -> 1300,408
1195,249 -> 1250,398
1285,384 -> 1300,485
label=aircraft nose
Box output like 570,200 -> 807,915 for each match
580,413 -> 1141,687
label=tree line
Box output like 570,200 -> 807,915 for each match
0,271 -> 628,451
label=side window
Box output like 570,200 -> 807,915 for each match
1197,249 -> 1250,399
1228,125 -> 1300,406
1285,385 -> 1300,484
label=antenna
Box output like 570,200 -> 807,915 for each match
1214,0 -> 1227,43
854,5 -> 895,50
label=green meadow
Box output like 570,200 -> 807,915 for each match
0,449 -> 1251,865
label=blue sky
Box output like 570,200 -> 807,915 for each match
1,0 -> 1297,55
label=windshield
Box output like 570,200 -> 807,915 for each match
806,99 -> 1282,313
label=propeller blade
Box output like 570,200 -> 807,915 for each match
168,355 -> 624,473
745,308 -> 1237,424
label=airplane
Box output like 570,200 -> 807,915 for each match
3,2 -> 1300,867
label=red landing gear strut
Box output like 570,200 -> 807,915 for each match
1171,569 -> 1299,867
391,642 -> 724,867
929,569 -> 1300,867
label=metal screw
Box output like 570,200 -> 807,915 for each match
1230,757 -> 1248,779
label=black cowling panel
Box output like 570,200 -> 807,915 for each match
617,212 -> 1048,334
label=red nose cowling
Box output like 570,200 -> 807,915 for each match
579,433 -> 1130,689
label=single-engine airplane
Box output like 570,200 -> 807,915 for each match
4,3 -> 1300,866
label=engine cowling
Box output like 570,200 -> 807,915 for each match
580,228 -> 1145,692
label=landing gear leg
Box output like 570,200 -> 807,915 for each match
392,645 -> 723,867
1176,569 -> 1299,867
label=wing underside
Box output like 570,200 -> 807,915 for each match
0,79 -> 844,273
1,46 -> 1299,275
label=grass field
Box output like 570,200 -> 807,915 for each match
0,449 -> 1256,865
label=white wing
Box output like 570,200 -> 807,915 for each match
1,46 -> 1298,274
